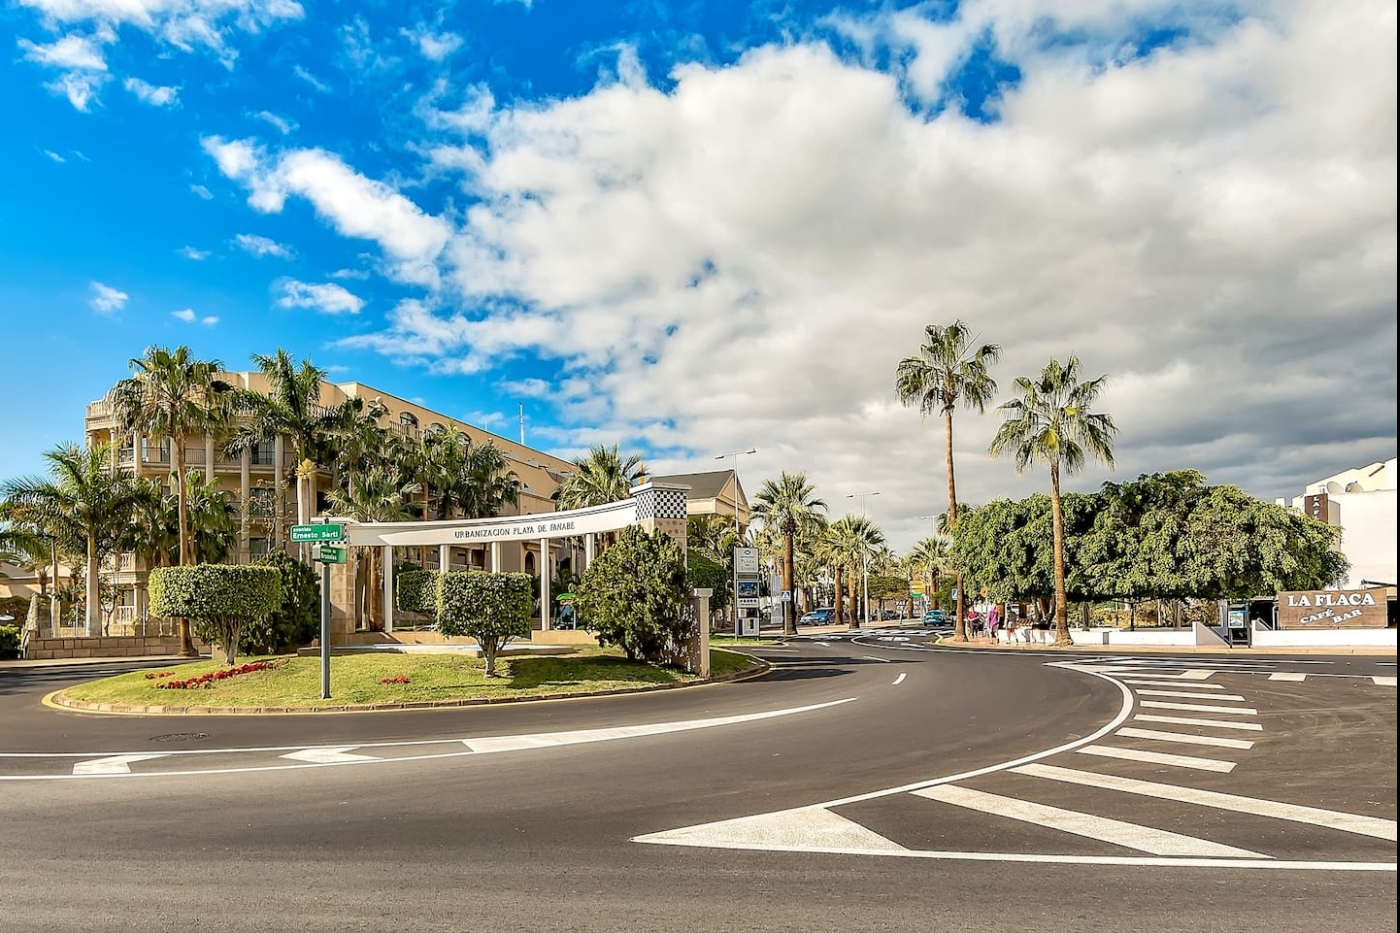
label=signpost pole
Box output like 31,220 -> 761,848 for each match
320,553 -> 331,700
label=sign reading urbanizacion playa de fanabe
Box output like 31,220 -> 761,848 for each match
1277,588 -> 1388,629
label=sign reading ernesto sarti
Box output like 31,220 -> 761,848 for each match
1278,588 -> 1388,629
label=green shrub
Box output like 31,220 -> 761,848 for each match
149,565 -> 282,665
239,553 -> 320,654
435,572 -> 533,676
685,550 -> 731,617
396,569 -> 441,614
0,625 -> 20,660
574,525 -> 692,664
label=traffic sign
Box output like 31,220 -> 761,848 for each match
316,545 -> 347,564
779,590 -> 791,603
292,523 -> 345,543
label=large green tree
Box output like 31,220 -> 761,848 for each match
989,356 -> 1117,645
0,444 -> 145,636
895,321 -> 1001,641
107,345 -> 232,575
556,444 -> 648,510
824,515 -> 885,629
752,471 -> 828,635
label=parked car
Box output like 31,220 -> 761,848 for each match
799,607 -> 834,626
922,608 -> 945,626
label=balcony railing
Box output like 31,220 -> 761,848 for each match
86,400 -> 113,420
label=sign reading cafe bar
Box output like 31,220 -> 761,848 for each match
1278,588 -> 1388,629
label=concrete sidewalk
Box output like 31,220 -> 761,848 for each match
933,635 -> 1396,657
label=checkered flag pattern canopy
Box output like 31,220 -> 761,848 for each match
633,485 -> 689,521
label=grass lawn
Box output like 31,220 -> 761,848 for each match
60,646 -> 764,710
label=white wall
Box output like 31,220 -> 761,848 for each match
1332,489 -> 1398,588
1251,622 -> 1397,648
1069,629 -> 1196,646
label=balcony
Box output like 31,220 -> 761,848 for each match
85,400 -> 113,421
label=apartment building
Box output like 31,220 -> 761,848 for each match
84,373 -> 580,626
1277,457 -> 1397,591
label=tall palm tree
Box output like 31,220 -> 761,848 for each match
0,444 -> 144,636
826,515 -> 885,629
907,534 -> 953,610
895,321 -> 1000,641
556,444 -> 647,509
328,465 -> 422,630
752,471 -> 827,636
990,356 -> 1117,645
227,350 -> 353,551
184,470 -> 239,564
107,345 -> 232,569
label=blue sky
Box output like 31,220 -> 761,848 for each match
3,0 -> 1395,549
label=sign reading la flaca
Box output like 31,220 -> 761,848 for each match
1278,588 -> 1388,629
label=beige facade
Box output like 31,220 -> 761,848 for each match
84,374 -> 582,627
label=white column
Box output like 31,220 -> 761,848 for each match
490,541 -> 501,573
204,435 -> 214,478
439,544 -> 450,572
584,534 -> 595,571
539,538 -> 551,631
382,546 -> 395,633
239,448 -> 251,563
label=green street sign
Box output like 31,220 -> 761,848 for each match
317,545 -> 347,564
292,524 -> 345,543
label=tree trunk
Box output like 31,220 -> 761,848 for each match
1050,463 -> 1070,646
782,532 -> 797,635
847,563 -> 861,630
833,566 -> 844,625
944,407 -> 967,642
85,535 -> 100,637
173,434 -> 198,655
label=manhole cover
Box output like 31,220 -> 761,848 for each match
148,732 -> 209,743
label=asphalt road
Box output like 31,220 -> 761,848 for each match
1,640 -> 1394,933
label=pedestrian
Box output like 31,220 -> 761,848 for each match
987,604 -> 1001,643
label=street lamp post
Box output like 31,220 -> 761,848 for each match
846,491 -> 880,627
714,448 -> 757,627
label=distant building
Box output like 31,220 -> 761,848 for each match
1277,458 -> 1397,590
652,470 -> 750,533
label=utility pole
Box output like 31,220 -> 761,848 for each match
846,491 -> 880,626
714,448 -> 757,627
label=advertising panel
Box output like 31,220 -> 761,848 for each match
1278,589 -> 1388,629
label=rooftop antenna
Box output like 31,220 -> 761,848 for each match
519,402 -> 525,446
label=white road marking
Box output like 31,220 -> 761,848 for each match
1136,690 -> 1246,701
858,655 -> 893,664
1177,670 -> 1217,680
815,642 -> 832,647
892,673 -> 907,686
6,698 -> 858,780
1374,676 -> 1397,687
1134,714 -> 1262,731
634,805 -> 907,853
71,754 -> 168,775
461,699 -> 858,754
1120,680 -> 1225,689
1077,744 -> 1237,773
280,747 -> 378,764
1139,701 -> 1257,716
912,785 -> 1259,857
1013,764 -> 1399,841
1269,672 -> 1307,682
1116,727 -> 1254,750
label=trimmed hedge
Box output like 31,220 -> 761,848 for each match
240,553 -> 320,654
574,525 -> 692,664
396,568 -> 441,614
435,572 -> 532,676
0,625 -> 19,660
149,565 -> 282,665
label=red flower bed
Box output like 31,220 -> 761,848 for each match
144,670 -> 175,680
157,661 -> 277,690
379,674 -> 411,685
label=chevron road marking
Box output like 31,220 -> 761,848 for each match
911,784 -> 1261,857
1011,764 -> 1399,841
1134,714 -> 1262,731
1077,744 -> 1236,773
1375,677 -> 1397,687
1269,672 -> 1307,682
1121,680 -> 1225,689
1139,701 -> 1258,716
280,747 -> 378,764
1116,727 -> 1254,750
1136,690 -> 1246,701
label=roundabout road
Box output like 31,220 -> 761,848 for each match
1,640 -> 1394,933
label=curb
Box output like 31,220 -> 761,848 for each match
927,635 -> 1397,657
44,650 -> 772,717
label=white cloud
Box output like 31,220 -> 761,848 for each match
42,149 -> 66,163
212,0 -> 1398,550
204,137 -> 451,285
178,245 -> 210,260
233,232 -> 293,258
189,183 -> 213,199
276,279 -> 365,315
201,315 -> 219,325
89,281 -> 128,313
171,308 -> 196,321
294,64 -> 329,92
402,23 -> 463,61
18,31 -> 112,110
251,110 -> 296,134
123,76 -> 178,106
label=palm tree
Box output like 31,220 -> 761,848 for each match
328,465 -> 422,630
752,471 -> 827,635
990,356 -> 1117,645
907,534 -> 953,609
826,515 -> 885,629
556,444 -> 647,509
184,470 -> 239,564
895,321 -> 1000,641
227,350 -> 353,551
0,444 -> 145,636
107,345 -> 232,570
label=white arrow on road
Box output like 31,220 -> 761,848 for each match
72,754 -> 169,775
280,747 -> 378,764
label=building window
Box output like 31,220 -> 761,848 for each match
249,537 -> 270,557
425,422 -> 445,437
400,412 -> 419,429
250,443 -> 274,466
